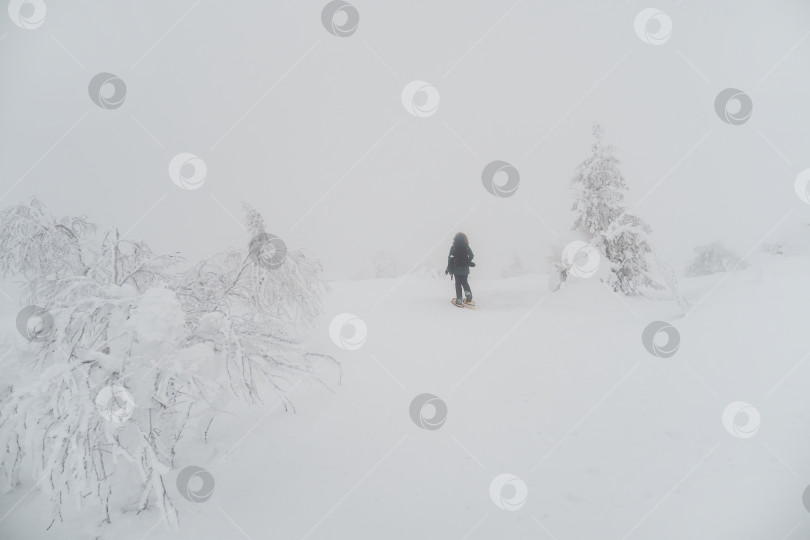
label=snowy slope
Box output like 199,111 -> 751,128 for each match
2,257 -> 809,539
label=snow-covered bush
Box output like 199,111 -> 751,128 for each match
570,125 -> 662,295
0,199 -> 334,528
411,263 -> 443,279
685,242 -> 749,277
759,242 -> 786,256
547,239 -> 605,291
651,249 -> 690,315
502,252 -> 528,279
372,250 -> 399,278
547,245 -> 568,291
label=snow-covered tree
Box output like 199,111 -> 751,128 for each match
570,125 -> 662,295
502,251 -> 528,279
685,242 -> 749,277
0,199 -> 334,529
601,216 -> 661,295
372,250 -> 399,278
177,204 -> 333,405
411,263 -> 443,279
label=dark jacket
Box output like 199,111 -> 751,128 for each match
448,243 -> 474,276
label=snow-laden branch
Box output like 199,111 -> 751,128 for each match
0,198 -> 336,530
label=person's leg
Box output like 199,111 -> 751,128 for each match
454,277 -> 462,300
459,275 -> 472,300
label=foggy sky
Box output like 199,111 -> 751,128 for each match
2,0 -> 809,284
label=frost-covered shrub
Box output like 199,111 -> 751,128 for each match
759,242 -> 782,255
502,252 -> 528,279
0,199 -> 334,528
685,242 -> 749,277
760,242 -> 789,256
411,263 -> 442,279
372,250 -> 399,278
547,253 -> 568,292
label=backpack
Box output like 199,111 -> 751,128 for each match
452,244 -> 472,267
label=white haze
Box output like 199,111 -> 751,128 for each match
1,1 -> 809,286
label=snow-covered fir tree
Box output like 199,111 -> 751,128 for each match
372,250 -> 399,278
570,125 -> 662,295
0,199 -> 334,529
502,251 -> 528,278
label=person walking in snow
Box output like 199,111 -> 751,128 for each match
446,232 -> 475,307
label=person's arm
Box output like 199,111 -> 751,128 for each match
468,246 -> 474,261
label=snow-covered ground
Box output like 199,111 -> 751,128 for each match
2,255 -> 809,539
